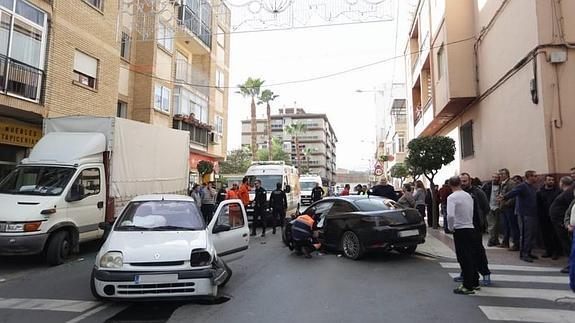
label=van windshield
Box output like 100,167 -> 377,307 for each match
300,181 -> 317,191
247,175 -> 282,191
0,166 -> 76,196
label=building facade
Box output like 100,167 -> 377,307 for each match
404,0 -> 575,182
0,0 -> 231,182
241,108 -> 338,184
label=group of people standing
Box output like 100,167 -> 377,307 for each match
189,179 -> 251,224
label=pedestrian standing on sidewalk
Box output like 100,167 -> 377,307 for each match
439,180 -> 453,233
311,182 -> 325,203
398,183 -> 416,208
190,184 -> 202,213
536,175 -> 562,258
216,183 -> 228,207
414,180 -> 427,224
460,173 -> 492,286
498,168 -> 520,251
482,173 -> 502,246
370,178 -> 398,201
550,177 -> 575,270
251,179 -> 268,237
566,198 -> 575,292
499,170 -> 540,263
238,176 -> 251,209
447,176 -> 479,295
200,181 -> 217,223
341,184 -> 350,196
269,182 -> 288,233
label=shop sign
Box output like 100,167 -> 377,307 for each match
0,122 -> 42,148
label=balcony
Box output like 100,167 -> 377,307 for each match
175,59 -> 209,97
179,0 -> 212,50
414,100 -> 433,137
0,55 -> 44,103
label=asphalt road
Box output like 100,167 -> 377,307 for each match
0,233 -> 574,323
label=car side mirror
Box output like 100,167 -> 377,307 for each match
213,224 -> 231,234
98,222 -> 112,231
284,185 -> 291,193
66,184 -> 84,202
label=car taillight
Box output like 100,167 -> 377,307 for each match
361,217 -> 390,226
191,249 -> 212,267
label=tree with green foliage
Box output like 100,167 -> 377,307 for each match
237,77 -> 264,160
219,148 -> 252,174
257,136 -> 291,165
389,163 -> 410,185
405,159 -> 424,181
405,136 -> 456,228
284,122 -> 307,169
258,89 -> 279,161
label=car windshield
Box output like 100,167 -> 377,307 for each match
0,166 -> 76,196
247,175 -> 282,191
300,182 -> 317,191
355,198 -> 403,212
115,201 -> 205,231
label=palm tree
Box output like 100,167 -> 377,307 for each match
237,77 -> 264,160
285,122 -> 307,169
257,89 -> 279,161
302,147 -> 314,174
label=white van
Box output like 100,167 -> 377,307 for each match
299,174 -> 323,206
0,117 -> 190,265
244,161 -> 300,220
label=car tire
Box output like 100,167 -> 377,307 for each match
340,231 -> 364,260
397,245 -> 417,255
45,231 -> 72,266
90,269 -> 103,301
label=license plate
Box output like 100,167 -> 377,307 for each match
399,229 -> 419,237
134,274 -> 178,285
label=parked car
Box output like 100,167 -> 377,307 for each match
91,195 -> 249,300
283,196 -> 426,260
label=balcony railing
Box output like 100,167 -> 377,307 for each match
175,59 -> 209,97
0,54 -> 44,102
179,0 -> 212,48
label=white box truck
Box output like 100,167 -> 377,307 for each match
299,174 -> 323,206
0,116 -> 190,265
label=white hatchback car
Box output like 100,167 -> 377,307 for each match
90,195 -> 249,300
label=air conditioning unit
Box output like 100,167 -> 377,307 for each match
210,132 -> 221,144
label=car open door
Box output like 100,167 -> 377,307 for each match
208,199 -> 250,262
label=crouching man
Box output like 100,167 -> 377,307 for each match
291,210 -> 321,259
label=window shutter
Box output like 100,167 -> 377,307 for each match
74,50 -> 98,78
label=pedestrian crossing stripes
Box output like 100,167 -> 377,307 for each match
441,262 -> 575,323
0,298 -> 99,313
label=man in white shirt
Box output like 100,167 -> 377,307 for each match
447,176 -> 478,295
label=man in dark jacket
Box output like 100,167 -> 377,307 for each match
311,183 -> 325,203
439,180 -> 453,233
500,170 -> 539,262
537,175 -> 562,258
269,182 -> 288,233
251,179 -> 268,237
483,173 -> 502,246
216,184 -> 227,206
498,168 -> 519,251
550,176 -> 574,272
460,173 -> 492,285
370,178 -> 398,201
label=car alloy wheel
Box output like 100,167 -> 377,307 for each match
341,231 -> 364,260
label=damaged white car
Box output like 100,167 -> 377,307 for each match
90,195 -> 249,300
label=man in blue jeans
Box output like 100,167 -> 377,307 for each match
498,168 -> 520,251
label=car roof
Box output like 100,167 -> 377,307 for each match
322,195 -> 389,202
130,194 -> 195,202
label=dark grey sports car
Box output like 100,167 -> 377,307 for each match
283,196 -> 426,260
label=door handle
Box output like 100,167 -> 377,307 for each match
242,233 -> 248,237
97,201 -> 104,209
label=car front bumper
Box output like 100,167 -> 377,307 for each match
93,267 -> 228,299
0,233 -> 48,256
362,223 -> 427,250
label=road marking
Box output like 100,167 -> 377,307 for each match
448,272 -> 568,284
0,298 -> 99,313
473,287 -> 572,302
440,262 -> 563,272
65,304 -> 110,323
479,306 -> 575,323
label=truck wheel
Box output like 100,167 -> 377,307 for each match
46,231 -> 71,266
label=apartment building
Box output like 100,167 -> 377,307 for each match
377,97 -> 408,188
404,0 -> 575,182
0,0 -> 231,182
241,108 -> 338,184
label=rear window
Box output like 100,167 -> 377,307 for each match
115,201 -> 204,231
354,198 -> 402,212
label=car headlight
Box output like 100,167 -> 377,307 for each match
190,249 -> 212,267
99,251 -> 123,269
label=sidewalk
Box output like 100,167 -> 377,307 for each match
419,227 -> 569,271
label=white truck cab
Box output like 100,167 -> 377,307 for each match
299,174 -> 323,206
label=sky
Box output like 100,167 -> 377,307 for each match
226,1 -> 407,171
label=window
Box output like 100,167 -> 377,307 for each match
437,43 -> 446,80
154,84 -> 171,112
84,0 -> 103,10
215,115 -> 224,135
115,201 -> 204,231
330,201 -> 356,214
214,202 -> 244,229
70,168 -> 101,200
216,26 -> 225,48
215,69 -> 224,89
194,100 -> 208,123
460,121 -> 474,158
120,31 -> 131,60
117,101 -> 127,118
157,21 -> 173,52
397,132 -> 406,153
73,50 -> 98,89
